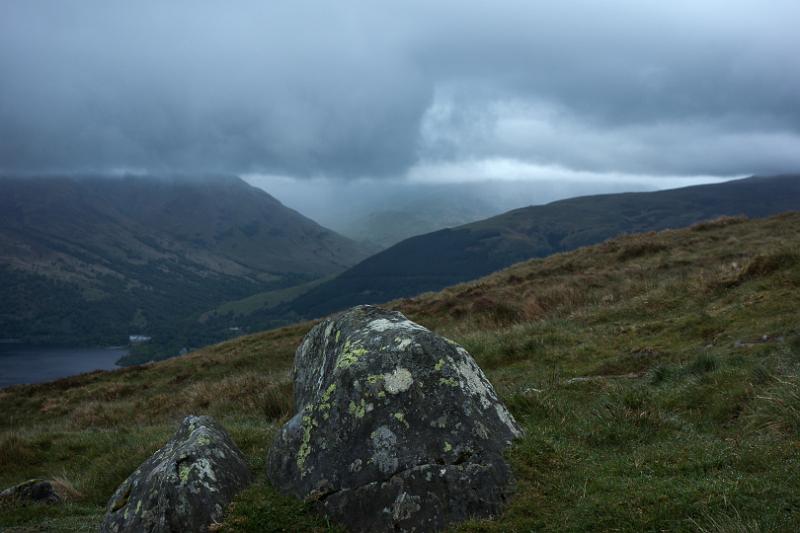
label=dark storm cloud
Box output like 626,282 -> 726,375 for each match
1,0 -> 799,177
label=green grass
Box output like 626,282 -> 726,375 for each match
220,483 -> 345,533
2,213 -> 800,531
203,275 -> 335,319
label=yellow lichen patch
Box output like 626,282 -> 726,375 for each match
434,359 -> 446,371
443,441 -> 453,452
393,411 -> 410,429
297,409 -> 316,475
321,383 -> 336,403
348,398 -> 367,418
318,383 -> 337,419
179,463 -> 192,483
337,340 -> 369,369
439,377 -> 459,387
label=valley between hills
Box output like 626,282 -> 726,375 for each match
1,212 -> 799,531
3,174 -> 798,368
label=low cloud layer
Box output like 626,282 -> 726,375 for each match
1,0 -> 799,179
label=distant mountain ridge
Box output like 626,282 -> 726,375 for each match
282,174 -> 800,318
0,174 -> 371,348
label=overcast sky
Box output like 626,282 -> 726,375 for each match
1,1 -> 799,185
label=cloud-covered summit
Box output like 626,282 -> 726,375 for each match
1,0 -> 798,179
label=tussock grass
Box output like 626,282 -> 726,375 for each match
2,213 -> 800,531
747,375 -> 800,436
690,214 -> 749,232
690,508 -> 768,533
616,233 -> 669,261
262,382 -> 294,422
50,476 -> 83,502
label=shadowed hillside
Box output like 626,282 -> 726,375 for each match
0,175 -> 371,350
1,212 -> 799,531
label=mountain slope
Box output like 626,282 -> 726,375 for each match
284,174 -> 800,318
1,212 -> 798,530
0,175 -> 371,347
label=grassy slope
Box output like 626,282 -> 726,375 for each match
2,213 -> 800,531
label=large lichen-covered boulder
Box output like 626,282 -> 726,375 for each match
267,305 -> 522,532
101,415 -> 252,533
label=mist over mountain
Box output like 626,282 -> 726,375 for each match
0,175 -> 370,348
249,176 -> 700,248
281,175 -> 800,318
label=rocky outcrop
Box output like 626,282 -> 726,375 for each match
0,479 -> 61,505
101,415 -> 252,533
268,305 -> 522,532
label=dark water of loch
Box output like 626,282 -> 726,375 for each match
0,345 -> 127,389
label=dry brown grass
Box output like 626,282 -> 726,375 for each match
396,213 -> 800,337
183,371 -> 292,415
51,476 -> 83,501
690,214 -> 749,231
704,249 -> 800,290
0,432 -> 38,471
615,232 -> 669,261
40,361 -> 297,431
69,401 -> 130,428
740,250 -> 799,279
263,381 -> 294,422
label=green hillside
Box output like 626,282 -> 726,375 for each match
0,175 -> 371,353
285,174 -> 800,319
1,212 -> 799,531
201,276 -> 335,320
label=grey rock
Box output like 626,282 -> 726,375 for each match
101,415 -> 252,533
268,305 -> 522,532
0,479 -> 61,505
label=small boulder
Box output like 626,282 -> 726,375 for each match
268,305 -> 522,532
101,415 -> 252,533
0,479 -> 61,505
